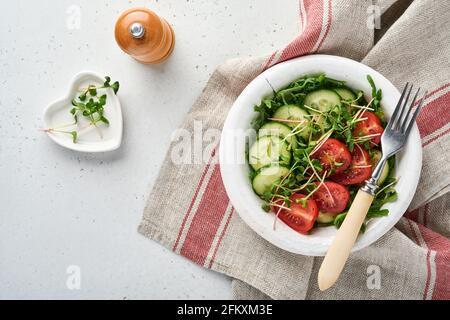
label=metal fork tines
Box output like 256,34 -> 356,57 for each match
383,83 -> 427,154
362,83 -> 427,195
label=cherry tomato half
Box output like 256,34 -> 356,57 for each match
312,181 -> 350,214
330,146 -> 372,185
310,138 -> 352,175
272,193 -> 318,234
353,111 -> 384,147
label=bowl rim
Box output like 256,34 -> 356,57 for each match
219,54 -> 422,256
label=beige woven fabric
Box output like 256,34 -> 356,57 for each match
139,0 -> 450,300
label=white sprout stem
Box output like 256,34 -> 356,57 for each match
354,106 -> 373,122
353,99 -> 375,119
273,205 -> 284,231
270,203 -> 292,211
322,180 -> 336,206
354,133 -> 382,139
267,118 -> 307,124
349,97 -> 375,124
339,115 -> 367,133
366,96 -> 376,109
305,152 -> 322,182
290,125 -> 308,137
355,144 -> 368,164
281,122 -> 308,144
291,174 -> 315,192
351,104 -> 375,111
355,133 -> 381,140
303,104 -> 323,114
354,134 -> 382,145
304,170 -> 328,200
272,160 -> 299,196
77,84 -> 107,92
41,122 -> 77,132
309,129 -> 334,156
353,109 -> 367,122
92,122 -> 103,139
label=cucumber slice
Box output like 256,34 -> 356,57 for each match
371,150 -> 390,185
334,88 -> 356,101
317,211 -> 336,224
252,166 -> 290,196
304,89 -> 341,113
248,136 -> 291,171
272,105 -> 310,140
259,122 -> 298,148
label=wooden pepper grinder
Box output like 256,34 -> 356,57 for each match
114,7 -> 175,64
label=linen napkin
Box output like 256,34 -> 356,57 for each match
139,0 -> 450,300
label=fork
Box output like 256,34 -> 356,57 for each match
318,83 -> 427,291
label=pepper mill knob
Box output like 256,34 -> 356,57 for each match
114,7 -> 175,64
129,22 -> 145,39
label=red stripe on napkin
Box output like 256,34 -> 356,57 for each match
417,90 -> 450,138
423,127 -> 450,147
266,0 -> 331,68
262,51 -> 277,71
423,249 -> 432,300
417,224 -> 450,300
277,0 -> 325,62
404,207 -> 420,223
180,164 -> 230,265
173,147 -> 217,252
423,83 -> 450,101
313,0 -> 332,53
406,218 -> 422,247
208,208 -> 234,269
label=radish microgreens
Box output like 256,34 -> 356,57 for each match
43,76 -> 119,143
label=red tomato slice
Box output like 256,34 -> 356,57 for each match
330,146 -> 372,185
310,138 -> 352,175
353,111 -> 384,147
272,193 -> 318,234
312,181 -> 350,214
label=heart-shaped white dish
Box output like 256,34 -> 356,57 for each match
220,55 -> 422,256
43,71 -> 123,152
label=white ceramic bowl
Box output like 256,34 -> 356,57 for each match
219,55 -> 421,256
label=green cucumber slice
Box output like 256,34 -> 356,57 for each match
317,211 -> 336,224
259,121 -> 298,148
334,88 -> 356,101
252,166 -> 290,196
371,150 -> 390,185
272,105 -> 310,140
248,136 -> 291,171
304,89 -> 342,113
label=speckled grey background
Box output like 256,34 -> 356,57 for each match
0,0 -> 297,299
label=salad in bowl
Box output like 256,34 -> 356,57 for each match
248,74 -> 397,235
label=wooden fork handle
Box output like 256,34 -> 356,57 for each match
318,189 -> 374,291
